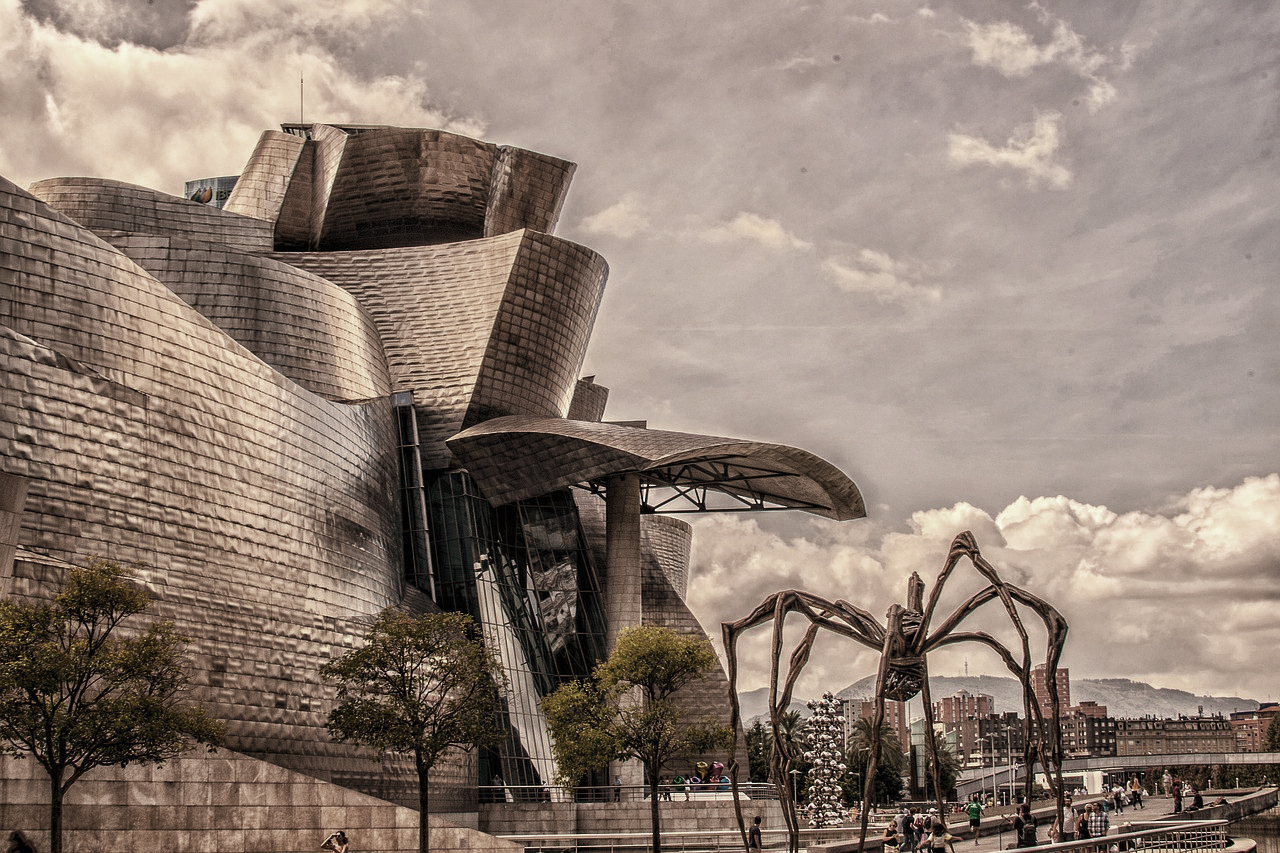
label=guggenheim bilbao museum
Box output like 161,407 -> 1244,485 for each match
0,123 -> 865,820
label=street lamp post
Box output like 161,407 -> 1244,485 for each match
791,768 -> 802,806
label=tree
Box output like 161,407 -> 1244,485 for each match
746,720 -> 771,782
543,626 -> 733,853
322,609 -> 505,853
1264,714 -> 1280,753
0,558 -> 225,853
775,709 -> 808,798
848,717 -> 905,805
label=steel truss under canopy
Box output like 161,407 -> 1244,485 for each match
446,415 -> 865,521
581,455 -> 835,514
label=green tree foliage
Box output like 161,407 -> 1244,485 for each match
322,609 -> 505,853
543,626 -> 733,853
541,678 -> 621,786
776,709 -> 809,795
1264,715 -> 1280,752
0,558 -> 224,853
746,720 -> 771,783
848,717 -> 905,805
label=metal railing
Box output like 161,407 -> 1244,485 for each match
1043,820 -> 1231,853
498,825 -> 852,853
496,818 -> 1235,853
480,783 -> 780,804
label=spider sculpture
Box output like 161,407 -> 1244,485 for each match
721,531 -> 1069,853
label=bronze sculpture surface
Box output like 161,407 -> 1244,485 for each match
722,531 -> 1068,853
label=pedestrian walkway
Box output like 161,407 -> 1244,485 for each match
963,793 -> 1204,853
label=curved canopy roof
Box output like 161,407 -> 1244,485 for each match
446,416 -> 865,521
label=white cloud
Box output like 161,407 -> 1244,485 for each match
687,475 -> 1280,700
948,111 -> 1071,189
0,0 -> 475,192
776,55 -> 820,72
580,192 -> 652,239
699,212 -> 814,251
821,248 -> 940,304
964,9 -> 1117,112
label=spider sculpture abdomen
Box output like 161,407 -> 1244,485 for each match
882,608 -> 926,701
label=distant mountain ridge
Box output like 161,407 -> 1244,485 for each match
738,677 -> 1258,722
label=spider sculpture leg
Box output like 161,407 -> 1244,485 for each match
916,532 -> 1070,829
724,591 -> 883,853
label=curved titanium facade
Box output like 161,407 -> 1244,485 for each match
29,176 -> 273,253
0,174 -> 417,797
225,124 -> 575,251
1,121 -> 863,816
274,232 -> 608,468
106,234 -> 392,403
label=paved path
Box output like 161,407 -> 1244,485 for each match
962,794 -> 1200,853
847,794 -> 1196,853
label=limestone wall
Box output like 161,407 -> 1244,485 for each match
0,749 -> 519,853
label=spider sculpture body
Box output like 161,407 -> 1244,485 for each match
722,531 -> 1069,853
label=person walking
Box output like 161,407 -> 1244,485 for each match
1074,806 -> 1090,841
1062,795 -> 1078,842
748,816 -> 764,853
965,798 -> 984,845
916,810 -> 933,852
1010,804 -> 1036,849
930,813 -> 957,853
898,808 -> 916,853
1087,803 -> 1110,840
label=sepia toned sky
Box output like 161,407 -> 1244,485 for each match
3,0 -> 1277,705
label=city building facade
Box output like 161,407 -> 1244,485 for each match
1115,717 -> 1237,756
933,690 -> 994,729
1230,703 -> 1280,752
1060,710 -> 1117,758
1031,663 -> 1071,719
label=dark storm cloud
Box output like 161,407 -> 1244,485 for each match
22,0 -> 196,48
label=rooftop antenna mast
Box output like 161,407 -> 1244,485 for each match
300,76 -> 305,125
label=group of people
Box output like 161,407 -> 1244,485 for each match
883,806 -> 959,853
1117,777 -> 1147,811
1048,799 -> 1110,843
1158,771 -> 1207,814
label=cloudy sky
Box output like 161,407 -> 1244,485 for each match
3,0 -> 1278,705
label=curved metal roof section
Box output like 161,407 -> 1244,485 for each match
447,415 -> 865,521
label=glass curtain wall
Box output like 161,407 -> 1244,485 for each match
424,471 -> 608,799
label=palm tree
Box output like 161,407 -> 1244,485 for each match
848,717 -> 905,805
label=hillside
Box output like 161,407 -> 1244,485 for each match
737,676 -> 1259,721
